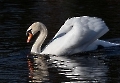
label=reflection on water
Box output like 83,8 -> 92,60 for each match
0,0 -> 120,83
27,54 -> 49,82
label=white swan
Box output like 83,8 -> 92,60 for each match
26,16 -> 119,56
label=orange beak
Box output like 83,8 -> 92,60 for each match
27,32 -> 33,43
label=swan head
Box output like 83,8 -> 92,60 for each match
27,22 -> 41,35
26,22 -> 41,43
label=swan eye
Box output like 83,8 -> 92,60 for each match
26,29 -> 32,36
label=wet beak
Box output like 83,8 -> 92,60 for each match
27,32 -> 33,43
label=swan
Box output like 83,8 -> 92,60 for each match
26,16 -> 119,56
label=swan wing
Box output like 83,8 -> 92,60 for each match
42,16 -> 109,55
69,16 -> 109,54
52,18 -> 73,41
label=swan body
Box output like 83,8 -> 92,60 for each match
26,16 -> 119,55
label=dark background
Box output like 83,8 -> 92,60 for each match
0,0 -> 120,82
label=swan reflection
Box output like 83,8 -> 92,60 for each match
27,52 -> 109,83
27,54 -> 49,82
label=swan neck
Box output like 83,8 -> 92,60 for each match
31,24 -> 47,54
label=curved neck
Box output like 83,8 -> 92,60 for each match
31,24 -> 47,54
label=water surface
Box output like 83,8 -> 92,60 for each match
0,0 -> 120,83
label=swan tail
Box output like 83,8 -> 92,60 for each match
96,39 -> 120,47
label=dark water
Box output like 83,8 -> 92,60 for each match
0,0 -> 120,83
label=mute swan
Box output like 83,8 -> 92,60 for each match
26,16 -> 119,55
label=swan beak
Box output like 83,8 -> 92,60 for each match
27,32 -> 33,43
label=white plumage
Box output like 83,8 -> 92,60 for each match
26,16 -> 119,56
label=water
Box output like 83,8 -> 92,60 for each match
0,0 -> 120,83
